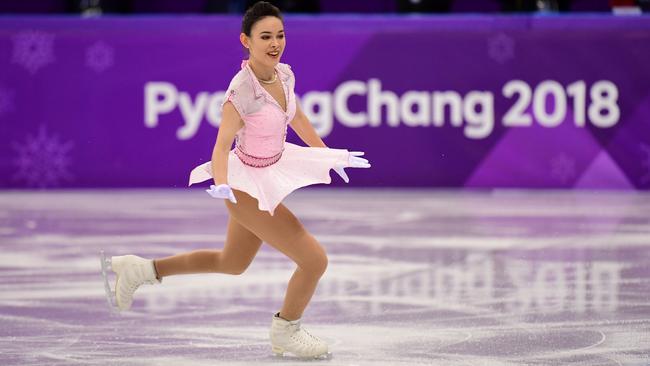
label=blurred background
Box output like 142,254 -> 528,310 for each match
1,0 -> 650,14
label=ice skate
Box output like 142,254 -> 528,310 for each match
270,312 -> 332,360
99,250 -> 160,312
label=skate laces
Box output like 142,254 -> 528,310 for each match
291,325 -> 322,349
288,320 -> 319,342
125,263 -> 157,291
302,328 -> 320,342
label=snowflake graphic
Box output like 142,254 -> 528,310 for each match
11,30 -> 56,74
641,143 -> 650,185
550,153 -> 576,184
488,33 -> 515,64
12,125 -> 74,188
85,41 -> 114,73
0,85 -> 16,117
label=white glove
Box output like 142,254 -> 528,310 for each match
334,151 -> 371,183
206,184 -> 237,204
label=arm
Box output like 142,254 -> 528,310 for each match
289,103 -> 327,148
211,101 -> 244,185
289,97 -> 371,183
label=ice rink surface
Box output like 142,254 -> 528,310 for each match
1,189 -> 649,365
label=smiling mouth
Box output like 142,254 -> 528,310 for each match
268,51 -> 280,57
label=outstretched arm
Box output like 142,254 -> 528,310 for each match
289,103 -> 327,148
289,101 -> 370,183
211,102 -> 244,185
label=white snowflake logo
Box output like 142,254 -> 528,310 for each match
550,153 -> 576,184
85,41 -> 114,73
0,85 -> 15,117
12,125 -> 74,188
488,33 -> 515,64
11,30 -> 56,74
641,143 -> 650,185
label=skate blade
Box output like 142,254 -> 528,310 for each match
99,250 -> 120,313
272,351 -> 333,361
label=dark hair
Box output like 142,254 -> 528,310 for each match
241,1 -> 283,37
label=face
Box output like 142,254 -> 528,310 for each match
241,16 -> 285,68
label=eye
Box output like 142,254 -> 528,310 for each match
261,36 -> 270,40
278,35 -> 284,39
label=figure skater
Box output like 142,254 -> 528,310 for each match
100,1 -> 370,360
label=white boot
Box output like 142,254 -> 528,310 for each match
110,254 -> 161,311
270,312 -> 331,359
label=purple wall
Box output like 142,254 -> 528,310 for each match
1,15 -> 649,189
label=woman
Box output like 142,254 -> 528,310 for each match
101,1 -> 369,360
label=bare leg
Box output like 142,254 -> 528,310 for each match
224,189 -> 328,321
153,216 -> 263,277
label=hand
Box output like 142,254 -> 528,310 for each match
334,151 -> 371,183
206,184 -> 237,204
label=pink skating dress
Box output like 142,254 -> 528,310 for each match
188,60 -> 350,215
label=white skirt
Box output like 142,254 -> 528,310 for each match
188,142 -> 349,215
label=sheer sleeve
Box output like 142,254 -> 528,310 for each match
220,72 -> 262,118
222,88 -> 245,118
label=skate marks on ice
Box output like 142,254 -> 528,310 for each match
0,190 -> 649,365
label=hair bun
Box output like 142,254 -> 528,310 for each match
241,1 -> 283,36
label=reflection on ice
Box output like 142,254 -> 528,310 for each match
142,253 -> 624,316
